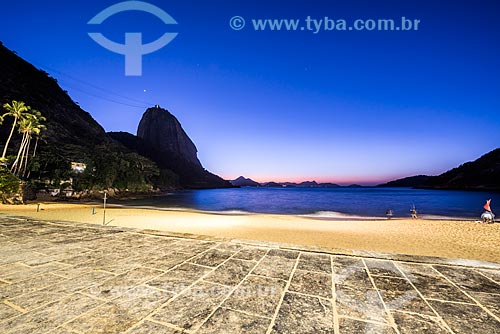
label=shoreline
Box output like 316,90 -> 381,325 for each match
1,202 -> 499,263
76,201 -> 481,221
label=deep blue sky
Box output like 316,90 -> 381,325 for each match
1,0 -> 499,184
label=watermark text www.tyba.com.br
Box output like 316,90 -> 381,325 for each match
229,16 -> 421,33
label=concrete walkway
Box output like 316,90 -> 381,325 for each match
0,216 -> 499,334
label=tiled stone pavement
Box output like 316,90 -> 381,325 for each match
1,216 -> 500,333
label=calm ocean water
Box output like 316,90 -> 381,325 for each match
116,187 -> 499,219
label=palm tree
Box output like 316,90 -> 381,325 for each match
24,111 -> 45,177
1,100 -> 30,160
31,120 -> 45,158
11,110 -> 45,178
11,117 -> 32,176
26,126 -> 45,179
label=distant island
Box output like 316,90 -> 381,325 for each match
232,147 -> 500,191
230,176 -> 261,187
230,177 -> 362,188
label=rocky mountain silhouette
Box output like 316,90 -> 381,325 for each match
230,176 -> 260,187
377,175 -> 431,188
109,107 -> 231,189
137,106 -> 201,168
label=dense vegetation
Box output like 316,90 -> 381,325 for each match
0,42 -> 182,202
1,101 -> 46,177
0,166 -> 20,199
0,99 -> 176,201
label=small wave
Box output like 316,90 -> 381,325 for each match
302,211 -> 383,220
419,214 -> 472,221
201,210 -> 255,216
108,204 -> 192,211
107,204 -> 254,216
107,205 -> 476,220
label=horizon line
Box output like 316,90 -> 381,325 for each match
222,175 -> 427,186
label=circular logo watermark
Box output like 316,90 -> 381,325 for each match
88,1 -> 178,76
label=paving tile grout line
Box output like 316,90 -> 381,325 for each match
2,300 -> 27,313
230,241 -> 500,270
0,278 -> 11,284
393,262 -> 456,334
362,258 -> 400,333
331,255 -> 340,334
56,324 -> 84,334
265,252 -> 301,334
131,245 -> 221,305
474,268 -> 500,286
3,292 -> 107,333
0,235 -> 217,332
79,290 -> 114,303
338,314 -> 393,326
55,292 -> 111,330
137,242 -> 264,332
222,306 -> 274,320
282,289 -> 331,301
191,248 -> 273,331
0,271 -> 71,310
421,297 -> 476,306
54,263 -> 170,332
143,318 -> 189,333
0,261 -> 31,270
430,265 -> 500,324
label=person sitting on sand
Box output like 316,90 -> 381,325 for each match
481,199 -> 495,223
410,206 -> 418,219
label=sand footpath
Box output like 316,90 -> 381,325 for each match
1,202 -> 499,262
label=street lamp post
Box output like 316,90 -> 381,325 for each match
103,192 -> 107,225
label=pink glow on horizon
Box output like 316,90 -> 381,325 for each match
222,174 -> 393,186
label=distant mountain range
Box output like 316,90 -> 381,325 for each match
230,176 -> 261,187
378,148 -> 500,190
230,177 -> 362,188
232,148 -> 500,191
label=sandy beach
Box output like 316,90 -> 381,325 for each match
1,202 -> 499,262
